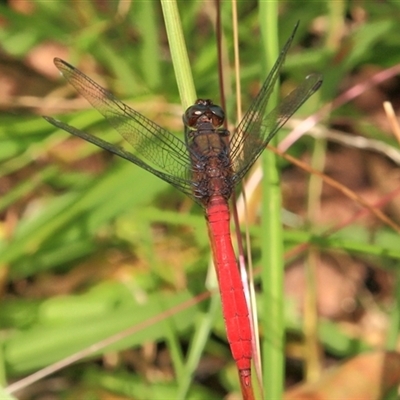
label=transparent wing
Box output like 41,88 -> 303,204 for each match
44,116 -> 196,200
229,24 -> 322,182
231,74 -> 322,183
48,58 -> 196,200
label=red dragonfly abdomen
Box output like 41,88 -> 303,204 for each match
206,195 -> 252,383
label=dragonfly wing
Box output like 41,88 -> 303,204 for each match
44,116 -> 196,200
52,58 -> 192,185
230,26 -> 322,182
229,24 -> 299,164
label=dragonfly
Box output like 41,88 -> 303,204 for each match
44,25 -> 322,391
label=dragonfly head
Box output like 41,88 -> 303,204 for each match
183,99 -> 225,130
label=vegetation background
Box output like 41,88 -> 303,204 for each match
1,1 -> 400,399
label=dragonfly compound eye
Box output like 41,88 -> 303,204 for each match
209,105 -> 225,128
183,101 -> 225,129
183,105 -> 204,129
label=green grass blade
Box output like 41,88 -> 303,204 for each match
259,3 -> 285,399
177,294 -> 220,400
135,2 -> 162,90
160,0 -> 196,109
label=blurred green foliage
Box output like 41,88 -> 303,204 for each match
1,1 -> 400,399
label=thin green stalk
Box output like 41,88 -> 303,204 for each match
259,3 -> 285,399
326,0 -> 345,51
0,331 -> 5,387
135,2 -> 161,89
160,0 -> 196,109
304,136 -> 327,382
161,2 -> 215,395
386,269 -> 400,350
164,320 -> 185,385
177,295 -> 220,400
